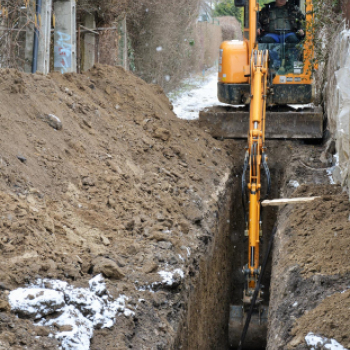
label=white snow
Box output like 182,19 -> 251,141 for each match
289,180 -> 300,188
158,268 -> 184,286
9,288 -> 65,319
326,153 -> 340,184
9,274 -> 134,350
305,332 -> 348,350
135,268 -> 185,292
169,70 -> 231,120
156,46 -> 163,52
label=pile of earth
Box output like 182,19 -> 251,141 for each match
268,176 -> 350,350
0,64 -> 234,350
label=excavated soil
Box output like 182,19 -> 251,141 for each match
0,64 -> 237,350
0,63 -> 347,350
267,143 -> 350,350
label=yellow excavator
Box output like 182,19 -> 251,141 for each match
199,0 -> 323,348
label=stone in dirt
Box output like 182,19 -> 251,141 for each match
153,128 -> 171,141
91,257 -> 125,280
37,114 -> 63,130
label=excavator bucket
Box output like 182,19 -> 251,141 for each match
199,105 -> 323,139
229,304 -> 269,349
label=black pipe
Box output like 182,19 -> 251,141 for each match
32,0 -> 42,73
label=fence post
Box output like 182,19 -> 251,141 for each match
82,13 -> 96,72
54,0 -> 77,73
37,0 -> 52,74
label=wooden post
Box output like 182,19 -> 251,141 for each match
261,197 -> 321,207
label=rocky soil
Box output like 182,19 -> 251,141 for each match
267,143 -> 350,350
0,63 -> 348,350
0,64 -> 234,350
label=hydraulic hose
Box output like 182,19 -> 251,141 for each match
242,151 -> 250,228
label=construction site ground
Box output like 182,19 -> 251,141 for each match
0,65 -> 348,350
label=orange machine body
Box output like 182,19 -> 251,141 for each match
218,40 -> 249,84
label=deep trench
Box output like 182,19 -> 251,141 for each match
176,139 -> 324,350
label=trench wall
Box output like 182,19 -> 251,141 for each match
324,29 -> 350,193
174,169 -> 235,350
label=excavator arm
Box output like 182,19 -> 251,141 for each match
229,49 -> 270,349
244,49 -> 269,301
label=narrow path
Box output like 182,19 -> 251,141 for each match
169,70 -> 228,120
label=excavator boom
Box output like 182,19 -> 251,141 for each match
229,49 -> 270,350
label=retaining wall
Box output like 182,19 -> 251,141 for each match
324,28 -> 350,193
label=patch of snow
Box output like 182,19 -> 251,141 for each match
156,46 -> 163,52
158,269 -> 184,286
306,333 -> 324,347
305,332 -> 348,350
289,180 -> 300,188
326,168 -> 336,185
178,254 -> 185,262
9,288 -> 65,319
333,153 -> 339,166
9,274 -> 134,350
169,70 -> 231,120
287,103 -> 314,110
89,274 -> 106,296
135,268 -> 185,292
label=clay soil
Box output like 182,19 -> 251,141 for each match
0,64 -> 237,350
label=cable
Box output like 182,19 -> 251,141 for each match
237,226 -> 277,350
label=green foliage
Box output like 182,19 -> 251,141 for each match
258,0 -> 272,9
213,0 -> 243,22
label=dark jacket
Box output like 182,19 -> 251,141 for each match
258,1 -> 305,33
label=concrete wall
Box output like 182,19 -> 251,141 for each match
324,29 -> 350,193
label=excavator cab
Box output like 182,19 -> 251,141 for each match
199,0 -> 323,139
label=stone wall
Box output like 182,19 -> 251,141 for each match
324,28 -> 350,193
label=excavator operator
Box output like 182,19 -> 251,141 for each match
257,0 -> 305,43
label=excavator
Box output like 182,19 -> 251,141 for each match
199,0 -> 323,348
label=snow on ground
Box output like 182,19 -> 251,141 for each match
305,332 -> 348,350
169,69 -> 229,120
135,268 -> 185,292
289,180 -> 300,188
158,268 -> 184,286
9,274 -> 134,350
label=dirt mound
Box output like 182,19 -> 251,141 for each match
0,64 -> 232,349
268,182 -> 350,350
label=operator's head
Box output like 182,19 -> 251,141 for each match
275,0 -> 287,6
